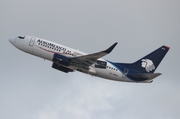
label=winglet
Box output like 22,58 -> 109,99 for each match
104,42 -> 118,53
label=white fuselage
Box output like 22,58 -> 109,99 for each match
9,36 -> 151,83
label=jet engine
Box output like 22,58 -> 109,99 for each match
53,54 -> 70,66
52,63 -> 73,73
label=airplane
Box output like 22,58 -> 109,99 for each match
9,36 -> 170,83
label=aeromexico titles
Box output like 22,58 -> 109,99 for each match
9,36 -> 170,83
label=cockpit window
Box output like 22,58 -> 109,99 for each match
17,36 -> 25,39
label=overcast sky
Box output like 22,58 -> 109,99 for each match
1,0 -> 180,119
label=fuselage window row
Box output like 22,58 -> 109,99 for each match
106,66 -> 117,71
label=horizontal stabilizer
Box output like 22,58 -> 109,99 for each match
138,73 -> 162,79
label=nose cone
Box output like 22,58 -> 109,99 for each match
9,38 -> 14,44
9,38 -> 15,45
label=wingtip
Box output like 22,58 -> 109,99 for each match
104,42 -> 118,53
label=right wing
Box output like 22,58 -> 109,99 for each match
70,42 -> 118,68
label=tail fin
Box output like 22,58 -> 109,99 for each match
117,45 -> 170,73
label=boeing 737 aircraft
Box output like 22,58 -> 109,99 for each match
9,36 -> 170,83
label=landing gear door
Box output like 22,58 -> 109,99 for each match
29,37 -> 36,46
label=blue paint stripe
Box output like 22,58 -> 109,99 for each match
105,60 -> 134,81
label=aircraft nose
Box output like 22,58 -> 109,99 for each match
9,38 -> 13,43
9,38 -> 15,45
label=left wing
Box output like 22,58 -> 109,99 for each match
70,42 -> 118,67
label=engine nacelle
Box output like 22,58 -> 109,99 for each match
53,54 -> 70,66
52,63 -> 73,73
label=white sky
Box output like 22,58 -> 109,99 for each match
1,0 -> 180,119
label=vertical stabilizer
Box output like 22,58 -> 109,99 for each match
116,45 -> 170,73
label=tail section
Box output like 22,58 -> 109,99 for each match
138,73 -> 162,79
117,45 -> 170,73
